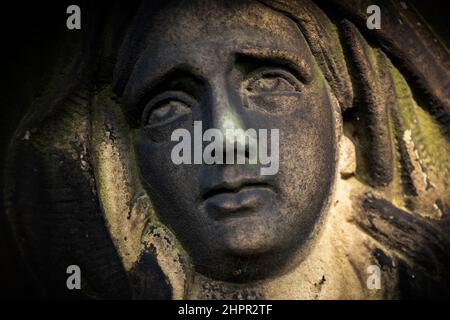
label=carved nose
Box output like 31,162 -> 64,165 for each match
210,81 -> 253,164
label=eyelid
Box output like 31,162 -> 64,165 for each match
243,68 -> 302,93
141,90 -> 196,126
236,48 -> 313,84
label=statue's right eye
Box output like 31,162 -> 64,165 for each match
142,91 -> 193,128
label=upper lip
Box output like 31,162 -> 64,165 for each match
201,177 -> 274,201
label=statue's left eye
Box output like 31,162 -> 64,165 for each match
142,91 -> 193,128
244,68 -> 302,94
242,68 -> 302,114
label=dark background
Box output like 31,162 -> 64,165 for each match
0,0 -> 448,298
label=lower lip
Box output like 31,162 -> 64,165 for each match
204,187 -> 274,220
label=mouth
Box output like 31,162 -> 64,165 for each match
202,180 -> 273,200
201,180 -> 275,220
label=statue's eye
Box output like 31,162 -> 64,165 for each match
142,91 -> 193,128
242,68 -> 302,114
244,68 -> 302,94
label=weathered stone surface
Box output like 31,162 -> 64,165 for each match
2,0 -> 449,299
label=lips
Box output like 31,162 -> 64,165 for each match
202,180 -> 272,200
201,178 -> 275,220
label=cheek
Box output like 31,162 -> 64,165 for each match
276,97 -> 336,219
134,136 -> 200,207
136,138 -> 171,180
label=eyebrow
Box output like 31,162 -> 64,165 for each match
124,47 -> 314,109
124,63 -> 204,109
236,47 -> 313,84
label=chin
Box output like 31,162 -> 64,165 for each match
197,224 -> 294,282
223,234 -> 275,258
208,243 -> 296,283
218,215 -> 279,255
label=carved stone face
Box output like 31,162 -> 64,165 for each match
119,0 -> 337,281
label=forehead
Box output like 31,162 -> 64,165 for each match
122,0 -> 313,103
153,0 -> 304,50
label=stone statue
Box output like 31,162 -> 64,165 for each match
3,0 -> 450,299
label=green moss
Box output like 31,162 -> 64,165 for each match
389,61 -> 450,198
